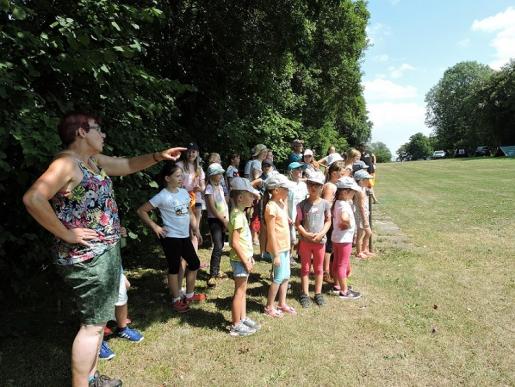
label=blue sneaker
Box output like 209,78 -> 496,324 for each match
116,326 -> 144,342
99,340 -> 115,360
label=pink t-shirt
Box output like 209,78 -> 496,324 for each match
177,161 -> 205,204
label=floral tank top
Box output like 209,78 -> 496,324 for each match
51,159 -> 120,265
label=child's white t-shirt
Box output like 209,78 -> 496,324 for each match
205,183 -> 229,219
149,188 -> 190,238
331,200 -> 355,243
226,165 -> 239,180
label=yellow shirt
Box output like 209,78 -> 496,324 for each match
228,208 -> 253,262
265,200 -> 290,253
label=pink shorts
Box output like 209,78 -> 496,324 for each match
298,240 -> 325,276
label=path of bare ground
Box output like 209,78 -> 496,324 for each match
371,203 -> 413,252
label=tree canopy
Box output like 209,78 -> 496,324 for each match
397,132 -> 432,161
0,1 -> 371,300
425,60 -> 515,150
368,141 -> 392,163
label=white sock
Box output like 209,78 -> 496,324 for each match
185,292 -> 194,298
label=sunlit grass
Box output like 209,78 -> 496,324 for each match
1,157 -> 514,386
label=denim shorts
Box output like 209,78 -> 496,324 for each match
272,250 -> 290,284
231,259 -> 249,278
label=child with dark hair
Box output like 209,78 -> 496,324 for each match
137,162 -> 206,313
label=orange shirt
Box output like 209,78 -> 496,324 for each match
265,200 -> 290,253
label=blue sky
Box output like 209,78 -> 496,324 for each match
362,0 -> 515,156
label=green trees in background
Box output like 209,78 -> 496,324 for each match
0,1 -> 370,300
368,141 -> 392,163
397,132 -> 432,161
425,60 -> 515,150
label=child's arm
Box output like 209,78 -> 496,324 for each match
357,191 -> 370,228
295,204 -> 315,240
265,207 -> 280,267
136,202 -> 166,238
322,184 -> 335,202
205,192 -> 228,227
313,205 -> 332,242
339,211 -> 351,230
231,228 -> 253,273
188,206 -> 203,245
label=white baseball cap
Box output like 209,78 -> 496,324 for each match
265,173 -> 295,190
303,149 -> 314,156
230,177 -> 260,197
305,171 -> 325,185
326,153 -> 343,166
353,169 -> 373,181
336,177 -> 361,191
207,163 -> 225,177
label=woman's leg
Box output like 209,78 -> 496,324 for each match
71,324 -> 105,387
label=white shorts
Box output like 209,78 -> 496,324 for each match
115,271 -> 128,306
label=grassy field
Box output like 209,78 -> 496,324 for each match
2,158 -> 514,386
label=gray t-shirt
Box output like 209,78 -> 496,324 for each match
244,159 -> 262,180
296,198 -> 331,243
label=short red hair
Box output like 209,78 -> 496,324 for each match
57,112 -> 101,146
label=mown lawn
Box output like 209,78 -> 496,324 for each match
1,157 -> 514,386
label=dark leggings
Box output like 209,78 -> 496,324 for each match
208,218 -> 224,276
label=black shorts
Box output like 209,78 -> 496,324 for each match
160,237 -> 200,274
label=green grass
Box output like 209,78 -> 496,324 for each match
1,158 -> 514,386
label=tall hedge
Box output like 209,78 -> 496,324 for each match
0,0 -> 370,302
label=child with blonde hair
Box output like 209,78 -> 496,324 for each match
353,169 -> 376,259
205,163 -> 230,286
332,177 -> 362,299
263,174 -> 296,317
295,172 -> 331,307
228,177 -> 262,336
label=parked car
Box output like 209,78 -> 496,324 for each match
475,146 -> 491,156
432,150 -> 446,159
454,148 -> 469,158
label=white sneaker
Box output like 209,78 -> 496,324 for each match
229,322 -> 257,337
241,317 -> 261,330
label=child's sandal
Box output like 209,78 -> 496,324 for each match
278,305 -> 297,315
264,306 -> 283,318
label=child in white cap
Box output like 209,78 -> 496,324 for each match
205,163 -> 230,286
263,174 -> 297,317
353,169 -> 376,259
228,177 -> 262,336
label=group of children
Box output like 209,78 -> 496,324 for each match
126,143 -> 377,338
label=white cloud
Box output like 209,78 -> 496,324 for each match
472,7 -> 515,69
388,63 -> 415,79
368,102 -> 428,155
374,54 -> 390,63
368,102 -> 425,128
457,38 -> 471,47
366,23 -> 392,45
363,78 -> 417,101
